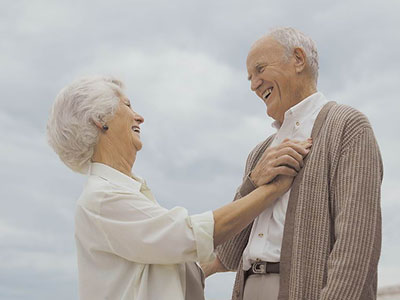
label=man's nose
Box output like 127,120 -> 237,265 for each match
250,77 -> 262,91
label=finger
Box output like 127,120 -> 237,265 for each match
274,155 -> 301,171
278,140 -> 308,151
288,139 -> 301,144
299,139 -> 312,149
280,138 -> 312,148
257,145 -> 277,161
283,143 -> 311,157
272,166 -> 298,177
275,147 -> 304,166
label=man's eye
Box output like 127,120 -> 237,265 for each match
258,66 -> 265,73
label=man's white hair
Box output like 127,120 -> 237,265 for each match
47,76 -> 123,173
269,27 -> 319,84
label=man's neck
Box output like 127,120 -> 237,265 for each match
276,85 -> 318,124
291,85 -> 318,108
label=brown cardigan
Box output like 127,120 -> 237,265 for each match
216,102 -> 383,300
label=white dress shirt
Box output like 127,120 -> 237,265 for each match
75,162 -> 215,300
243,92 -> 328,270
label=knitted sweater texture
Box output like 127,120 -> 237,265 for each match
216,102 -> 383,300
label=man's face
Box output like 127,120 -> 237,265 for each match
246,36 -> 297,123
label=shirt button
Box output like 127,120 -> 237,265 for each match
258,233 -> 264,237
296,121 -> 300,126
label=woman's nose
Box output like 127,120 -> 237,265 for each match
134,112 -> 144,124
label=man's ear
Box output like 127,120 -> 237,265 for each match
293,47 -> 307,74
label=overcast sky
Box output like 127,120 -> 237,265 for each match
1,0 -> 399,299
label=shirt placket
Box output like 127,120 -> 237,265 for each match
252,208 -> 273,261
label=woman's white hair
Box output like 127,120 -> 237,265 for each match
269,27 -> 319,84
47,76 -> 124,173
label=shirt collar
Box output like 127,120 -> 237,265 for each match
271,92 -> 327,129
89,162 -> 143,191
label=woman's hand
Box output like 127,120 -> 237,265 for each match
271,174 -> 295,196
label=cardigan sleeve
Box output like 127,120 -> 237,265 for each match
320,127 -> 383,300
215,162 -> 257,270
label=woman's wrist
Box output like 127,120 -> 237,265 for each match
257,183 -> 279,199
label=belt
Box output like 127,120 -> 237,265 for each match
246,261 -> 280,276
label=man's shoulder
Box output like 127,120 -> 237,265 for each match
322,102 -> 376,151
327,103 -> 372,130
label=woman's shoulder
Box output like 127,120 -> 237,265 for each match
77,175 -> 147,212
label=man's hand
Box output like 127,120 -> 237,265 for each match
200,256 -> 228,278
250,138 -> 312,187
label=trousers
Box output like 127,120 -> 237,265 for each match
243,274 -> 280,300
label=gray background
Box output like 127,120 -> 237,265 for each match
0,0 -> 399,299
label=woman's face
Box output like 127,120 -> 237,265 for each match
107,96 -> 144,154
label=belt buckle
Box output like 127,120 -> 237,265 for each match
252,262 -> 267,274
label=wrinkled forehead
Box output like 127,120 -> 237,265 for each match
246,36 -> 284,68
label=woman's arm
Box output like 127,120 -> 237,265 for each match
202,175 -> 293,277
212,175 -> 292,247
90,141 -> 309,265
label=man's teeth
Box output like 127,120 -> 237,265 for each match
132,126 -> 140,133
263,88 -> 273,100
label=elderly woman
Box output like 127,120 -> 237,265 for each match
46,76 -> 310,300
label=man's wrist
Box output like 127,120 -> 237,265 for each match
249,171 -> 259,187
239,174 -> 258,196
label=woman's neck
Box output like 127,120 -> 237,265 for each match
92,142 -> 136,178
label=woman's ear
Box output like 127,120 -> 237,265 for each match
92,119 -> 103,130
92,119 -> 108,131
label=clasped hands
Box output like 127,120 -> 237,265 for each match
250,138 -> 312,192
201,138 -> 312,278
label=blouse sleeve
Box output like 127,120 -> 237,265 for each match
87,188 -> 215,265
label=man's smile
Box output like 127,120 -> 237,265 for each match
262,87 -> 273,101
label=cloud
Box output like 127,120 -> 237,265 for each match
0,0 -> 399,299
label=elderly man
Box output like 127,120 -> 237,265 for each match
203,27 -> 383,300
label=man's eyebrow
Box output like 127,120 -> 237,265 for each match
247,61 -> 265,80
255,62 -> 265,68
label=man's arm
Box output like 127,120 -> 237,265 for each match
320,127 -> 383,299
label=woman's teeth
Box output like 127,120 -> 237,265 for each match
131,126 -> 140,133
262,87 -> 273,100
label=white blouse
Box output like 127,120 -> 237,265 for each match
74,163 -> 215,299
